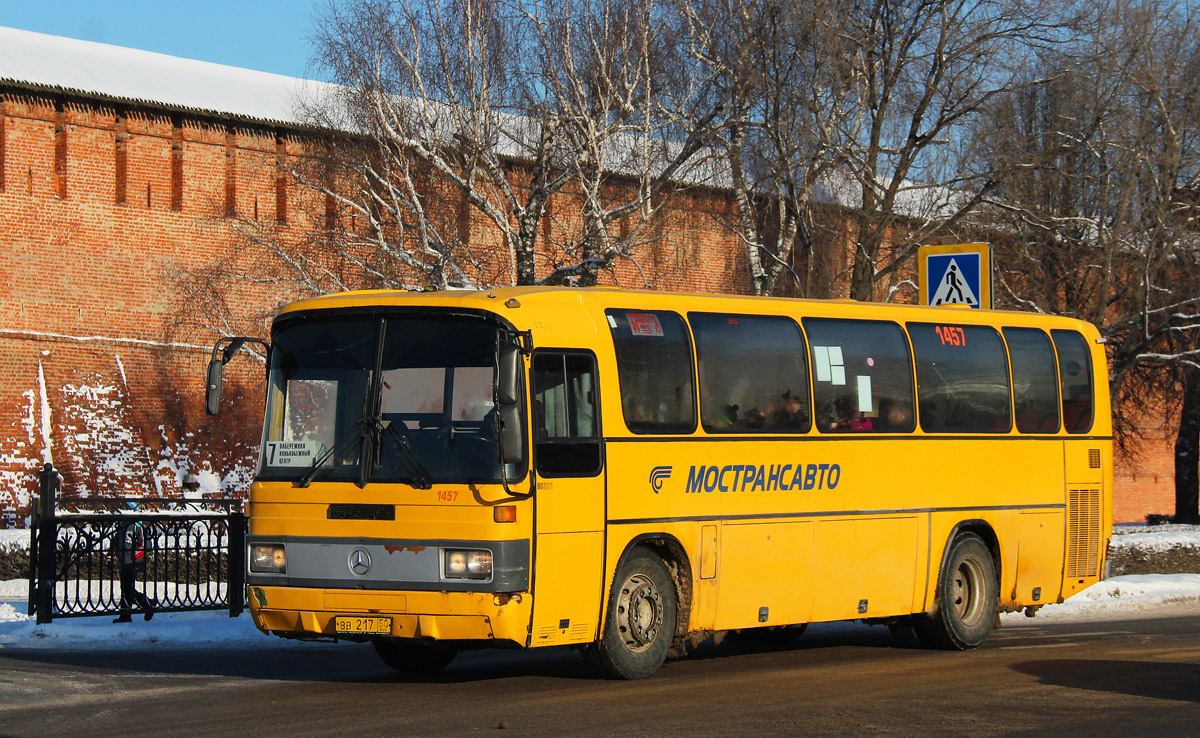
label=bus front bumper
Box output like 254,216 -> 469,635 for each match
247,586 -> 532,647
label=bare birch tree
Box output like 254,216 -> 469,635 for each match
678,0 -> 858,298
837,0 -> 1068,301
977,0 -> 1200,519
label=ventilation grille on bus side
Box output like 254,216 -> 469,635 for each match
1088,448 -> 1101,468
327,504 -> 395,521
535,622 -> 592,642
1067,488 -> 1101,577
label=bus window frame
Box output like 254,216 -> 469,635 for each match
1051,329 -> 1096,435
605,308 -> 699,436
802,317 -> 917,434
908,321 -> 1014,435
1002,326 -> 1062,435
689,311 -> 814,435
531,349 -> 605,478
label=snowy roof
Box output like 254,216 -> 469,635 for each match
0,26 -> 334,128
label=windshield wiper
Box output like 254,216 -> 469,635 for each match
375,418 -> 433,489
295,418 -> 369,488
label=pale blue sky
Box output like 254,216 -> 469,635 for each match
0,1 -> 324,79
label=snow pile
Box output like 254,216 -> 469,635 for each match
1000,573 -> 1200,623
1111,523 -> 1200,554
0,528 -> 29,550
0,602 -> 273,649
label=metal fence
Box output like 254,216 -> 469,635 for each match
28,464 -> 246,624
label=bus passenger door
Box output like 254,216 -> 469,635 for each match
528,352 -> 606,647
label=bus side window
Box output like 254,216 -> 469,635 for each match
1051,330 -> 1094,434
1003,328 -> 1060,433
909,323 -> 1012,434
532,353 -> 602,476
802,319 -> 915,433
690,312 -> 811,433
606,310 -> 696,434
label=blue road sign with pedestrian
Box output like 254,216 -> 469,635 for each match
926,253 -> 981,307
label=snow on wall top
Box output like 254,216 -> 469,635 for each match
0,26 -> 334,127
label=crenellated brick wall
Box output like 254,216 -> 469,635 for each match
0,87 -> 1185,526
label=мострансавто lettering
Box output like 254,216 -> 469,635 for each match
685,463 -> 840,493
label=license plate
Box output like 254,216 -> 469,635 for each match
334,616 -> 392,635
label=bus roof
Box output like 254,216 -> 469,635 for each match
278,286 -> 1100,335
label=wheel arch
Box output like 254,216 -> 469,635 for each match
929,519 -> 1001,615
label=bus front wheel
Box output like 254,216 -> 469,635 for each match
372,638 -> 458,673
585,547 -> 677,679
920,533 -> 998,650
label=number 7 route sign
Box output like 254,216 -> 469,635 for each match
918,243 -> 992,309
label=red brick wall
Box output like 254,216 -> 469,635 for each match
0,89 -> 1182,525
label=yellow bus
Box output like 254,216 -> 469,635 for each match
206,286 -> 1111,679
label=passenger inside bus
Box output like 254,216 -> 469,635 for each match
832,395 -> 874,430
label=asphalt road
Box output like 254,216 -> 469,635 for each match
2,606 -> 1199,738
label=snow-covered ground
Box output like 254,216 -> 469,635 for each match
1,524 -> 1198,650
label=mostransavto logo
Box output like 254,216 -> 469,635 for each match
649,466 -> 673,493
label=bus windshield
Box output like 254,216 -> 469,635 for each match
260,315 -> 507,485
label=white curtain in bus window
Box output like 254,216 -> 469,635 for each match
690,313 -> 811,433
280,379 -> 337,463
1003,328 -> 1061,433
802,318 -> 915,433
382,367 -> 445,424
606,309 -> 695,434
909,323 -> 1012,433
1051,330 -> 1094,433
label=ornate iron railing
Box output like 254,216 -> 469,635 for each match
28,464 -> 246,624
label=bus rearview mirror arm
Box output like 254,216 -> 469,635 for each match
206,336 -> 270,416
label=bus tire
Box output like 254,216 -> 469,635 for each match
585,547 -> 677,680
920,533 -> 998,650
372,638 -> 458,673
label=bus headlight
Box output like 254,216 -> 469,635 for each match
444,549 -> 492,580
250,544 -> 287,574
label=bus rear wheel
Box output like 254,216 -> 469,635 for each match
585,547 -> 677,680
920,533 -> 998,650
372,638 -> 458,673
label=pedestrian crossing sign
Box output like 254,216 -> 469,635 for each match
918,243 -> 991,309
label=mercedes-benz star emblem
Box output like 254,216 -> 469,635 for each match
348,549 -> 372,576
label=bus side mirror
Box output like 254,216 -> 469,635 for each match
205,336 -> 269,416
498,345 -> 521,406
205,360 -> 224,416
496,344 -> 524,464
499,405 -> 524,465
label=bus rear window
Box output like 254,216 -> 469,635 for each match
802,318 -> 915,433
607,309 -> 696,434
1052,330 -> 1094,433
909,323 -> 1012,434
691,313 -> 811,433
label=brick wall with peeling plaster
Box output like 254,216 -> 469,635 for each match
0,89 -> 1185,525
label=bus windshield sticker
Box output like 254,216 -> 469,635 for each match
814,346 -> 831,381
829,347 -> 845,385
627,313 -> 664,337
814,345 -> 846,385
857,375 -> 873,412
265,440 -> 321,467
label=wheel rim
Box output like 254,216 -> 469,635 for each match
951,556 -> 987,626
616,572 -> 663,653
